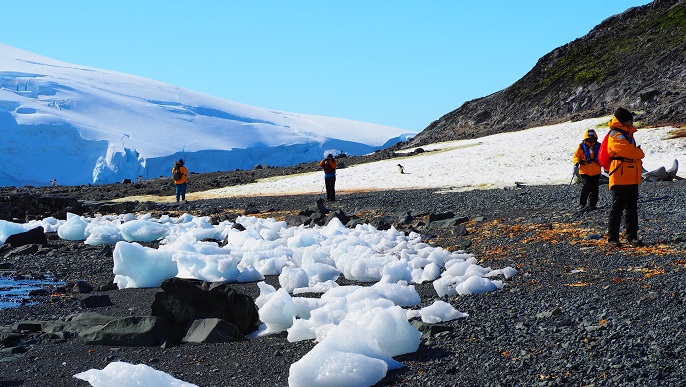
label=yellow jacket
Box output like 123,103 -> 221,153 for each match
607,117 -> 644,189
573,140 -> 601,176
172,165 -> 189,184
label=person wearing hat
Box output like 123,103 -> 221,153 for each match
172,159 -> 189,203
606,107 -> 645,248
318,153 -> 337,201
573,128 -> 602,210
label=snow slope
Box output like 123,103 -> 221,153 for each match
0,44 -> 412,187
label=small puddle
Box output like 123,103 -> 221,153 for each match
0,276 -> 64,309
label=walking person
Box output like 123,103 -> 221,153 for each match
319,154 -> 337,201
573,129 -> 601,210
172,159 -> 189,203
606,108 -> 645,248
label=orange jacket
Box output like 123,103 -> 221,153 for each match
319,158 -> 337,175
607,117 -> 644,189
172,165 -> 189,184
573,140 -> 601,176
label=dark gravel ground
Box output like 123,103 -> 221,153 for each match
1,176 -> 686,386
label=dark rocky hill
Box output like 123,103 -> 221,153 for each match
409,0 -> 686,146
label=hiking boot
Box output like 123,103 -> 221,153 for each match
607,240 -> 622,248
627,238 -> 645,247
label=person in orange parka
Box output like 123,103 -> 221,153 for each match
573,128 -> 602,210
606,108 -> 645,248
172,159 -> 189,203
318,154 -> 337,201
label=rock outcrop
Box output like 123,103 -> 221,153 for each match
409,0 -> 686,146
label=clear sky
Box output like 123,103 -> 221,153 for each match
2,0 -> 652,132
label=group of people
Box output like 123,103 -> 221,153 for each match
169,154 -> 338,204
171,108 -> 646,249
573,107 -> 645,248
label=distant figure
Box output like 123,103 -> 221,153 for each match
172,159 -> 189,203
136,175 -> 143,183
397,164 -> 405,174
318,154 -> 337,201
50,179 -> 56,187
572,129 -> 601,210
606,108 -> 645,248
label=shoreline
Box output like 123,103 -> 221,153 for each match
1,182 -> 686,386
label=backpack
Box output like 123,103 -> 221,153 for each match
172,166 -> 183,181
598,133 -> 611,171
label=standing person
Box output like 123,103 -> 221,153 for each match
319,154 -> 337,201
606,108 -> 645,248
172,159 -> 189,203
573,129 -> 601,210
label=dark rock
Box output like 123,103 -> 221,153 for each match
98,283 -> 119,292
411,321 -> 453,339
28,289 -> 49,296
13,321 -> 43,332
79,294 -> 114,309
72,280 -> 94,294
428,212 -> 456,223
7,244 -> 39,256
309,211 -> 327,226
370,217 -> 392,231
0,346 -> 27,355
151,278 -> 259,334
244,204 -> 260,215
285,215 -> 310,227
398,211 -> 414,225
79,316 -> 176,346
5,226 -> 47,247
453,223 -> 469,236
0,332 -> 22,347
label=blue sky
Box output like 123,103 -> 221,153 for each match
2,1 -> 651,132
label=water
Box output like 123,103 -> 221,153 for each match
0,276 -> 63,309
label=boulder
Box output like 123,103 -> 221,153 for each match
79,294 -> 113,309
79,316 -> 176,346
5,226 -> 47,247
151,278 -> 259,334
72,280 -> 94,294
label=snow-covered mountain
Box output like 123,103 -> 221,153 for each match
0,44 -> 412,187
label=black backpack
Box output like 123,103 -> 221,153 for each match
173,166 -> 183,180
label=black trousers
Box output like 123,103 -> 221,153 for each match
608,184 -> 639,242
578,174 -> 600,207
324,177 -> 336,201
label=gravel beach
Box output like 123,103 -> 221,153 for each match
1,178 -> 686,386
